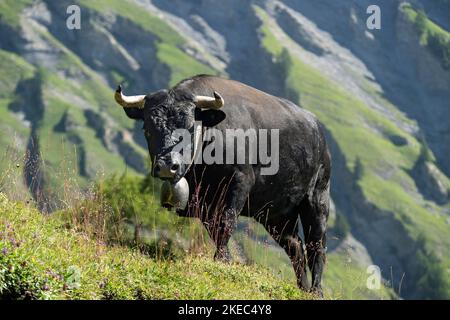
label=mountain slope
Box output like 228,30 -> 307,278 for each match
0,0 -> 449,299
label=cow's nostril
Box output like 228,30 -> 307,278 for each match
171,163 -> 180,172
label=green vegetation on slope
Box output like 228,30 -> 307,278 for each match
0,23 -> 143,204
0,192 -> 312,300
0,0 -> 32,30
323,254 -> 395,300
402,4 -> 450,70
0,49 -> 34,141
78,0 -> 217,86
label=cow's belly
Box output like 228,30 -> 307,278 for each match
242,163 -> 316,219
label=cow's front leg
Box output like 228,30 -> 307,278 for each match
212,207 -> 237,262
207,168 -> 254,263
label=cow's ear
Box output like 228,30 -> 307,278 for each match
123,107 -> 144,120
195,108 -> 226,127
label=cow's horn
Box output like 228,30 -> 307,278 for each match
193,91 -> 224,109
114,85 -> 146,109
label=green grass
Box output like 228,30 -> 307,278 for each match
0,50 -> 35,98
255,6 -> 284,57
0,49 -> 35,139
323,253 -> 396,300
0,0 -> 32,30
0,193 -> 312,300
156,42 -> 216,86
233,221 -> 296,282
34,93 -> 139,196
0,98 -> 30,150
78,0 -> 184,46
361,174 -> 450,256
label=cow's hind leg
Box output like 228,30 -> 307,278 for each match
264,216 -> 310,291
300,183 -> 330,297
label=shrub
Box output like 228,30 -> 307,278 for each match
427,32 -> 450,70
412,8 -> 450,70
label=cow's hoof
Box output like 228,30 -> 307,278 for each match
214,248 -> 232,263
309,286 -> 324,299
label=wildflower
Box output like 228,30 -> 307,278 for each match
9,237 -> 17,247
1,247 -> 7,255
41,277 -> 50,290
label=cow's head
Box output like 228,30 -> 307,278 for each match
114,85 -> 225,183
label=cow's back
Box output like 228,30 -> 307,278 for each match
174,75 -> 317,131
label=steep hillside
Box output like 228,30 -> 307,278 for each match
0,0 -> 449,299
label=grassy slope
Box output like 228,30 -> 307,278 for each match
0,193 -> 311,300
254,6 -> 450,298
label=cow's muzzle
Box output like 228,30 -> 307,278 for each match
152,152 -> 184,181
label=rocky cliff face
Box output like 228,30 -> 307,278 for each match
0,0 -> 449,299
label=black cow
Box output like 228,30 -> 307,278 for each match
114,75 -> 331,296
